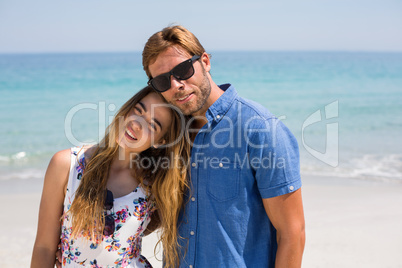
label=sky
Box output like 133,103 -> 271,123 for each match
0,0 -> 401,53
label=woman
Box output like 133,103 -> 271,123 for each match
31,86 -> 190,268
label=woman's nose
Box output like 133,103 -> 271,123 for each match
132,119 -> 143,131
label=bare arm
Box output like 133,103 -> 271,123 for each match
263,188 -> 305,268
31,149 -> 71,268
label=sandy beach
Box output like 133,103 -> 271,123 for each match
1,175 -> 401,268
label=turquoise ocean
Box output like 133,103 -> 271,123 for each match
1,51 -> 401,182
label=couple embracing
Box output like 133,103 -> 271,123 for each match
32,25 -> 305,268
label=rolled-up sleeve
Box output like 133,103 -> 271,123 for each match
248,118 -> 302,199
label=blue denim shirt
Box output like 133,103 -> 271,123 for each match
177,84 -> 302,268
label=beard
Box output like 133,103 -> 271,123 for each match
172,65 -> 211,116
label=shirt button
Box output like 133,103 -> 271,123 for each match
192,162 -> 196,167
190,231 -> 195,235
219,162 -> 223,168
289,186 -> 294,191
216,115 -> 221,119
191,197 -> 196,201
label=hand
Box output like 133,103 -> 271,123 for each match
55,243 -> 62,268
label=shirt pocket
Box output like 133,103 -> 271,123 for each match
206,159 -> 240,202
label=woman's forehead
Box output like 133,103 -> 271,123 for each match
139,93 -> 172,124
140,92 -> 164,106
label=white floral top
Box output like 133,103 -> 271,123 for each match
60,147 -> 155,268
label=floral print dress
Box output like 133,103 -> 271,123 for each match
61,147 -> 155,268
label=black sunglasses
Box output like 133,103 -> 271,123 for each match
147,55 -> 201,92
103,189 -> 115,236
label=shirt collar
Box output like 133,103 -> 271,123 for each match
205,83 -> 238,123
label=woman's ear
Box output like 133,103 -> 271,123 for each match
152,139 -> 166,149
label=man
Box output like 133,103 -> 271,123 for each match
143,25 -> 305,267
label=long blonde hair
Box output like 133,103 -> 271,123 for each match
67,86 -> 190,267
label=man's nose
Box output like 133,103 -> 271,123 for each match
170,75 -> 184,91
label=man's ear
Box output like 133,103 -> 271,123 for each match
201,52 -> 211,73
153,139 -> 166,149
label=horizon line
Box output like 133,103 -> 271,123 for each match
1,49 -> 402,56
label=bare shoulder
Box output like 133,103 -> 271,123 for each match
32,149 -> 72,267
49,148 -> 71,171
44,149 -> 72,194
